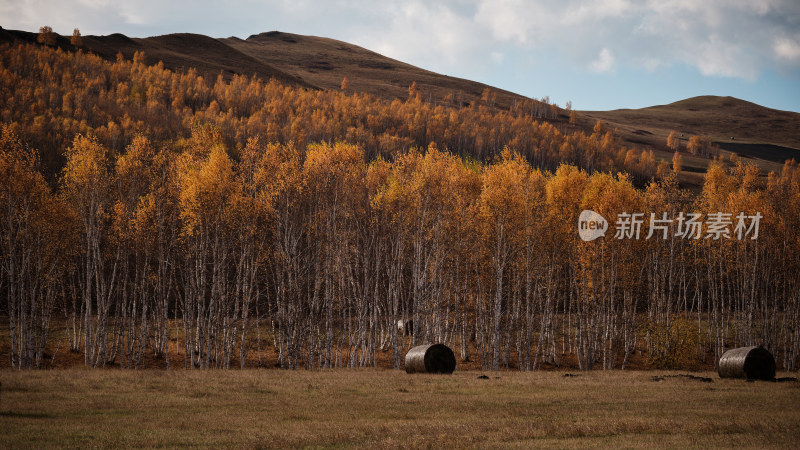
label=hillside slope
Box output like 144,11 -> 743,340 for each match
582,96 -> 800,161
222,31 -> 524,108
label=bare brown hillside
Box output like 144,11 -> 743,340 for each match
222,31 -> 524,108
582,96 -> 800,161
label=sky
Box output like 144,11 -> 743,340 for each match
2,0 -> 799,112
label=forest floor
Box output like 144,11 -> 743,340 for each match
1,369 -> 798,448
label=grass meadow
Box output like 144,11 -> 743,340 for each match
1,369 -> 799,448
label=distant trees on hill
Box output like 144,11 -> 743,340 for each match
70,28 -> 82,47
36,26 -> 56,46
667,130 -> 680,152
668,130 -> 720,159
687,135 -> 718,158
672,151 -> 682,172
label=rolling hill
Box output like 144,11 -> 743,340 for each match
221,31 -> 524,108
582,96 -> 800,160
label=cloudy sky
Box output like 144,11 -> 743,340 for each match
3,0 -> 799,111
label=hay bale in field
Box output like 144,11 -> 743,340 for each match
404,344 -> 456,374
718,346 -> 776,380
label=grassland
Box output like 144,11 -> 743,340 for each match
1,369 -> 798,448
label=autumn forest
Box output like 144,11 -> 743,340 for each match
2,42 -> 800,372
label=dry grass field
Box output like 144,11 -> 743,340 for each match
1,369 -> 798,448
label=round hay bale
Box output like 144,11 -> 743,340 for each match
718,346 -> 776,380
404,343 -> 456,374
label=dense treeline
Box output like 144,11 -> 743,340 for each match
2,42 -> 799,371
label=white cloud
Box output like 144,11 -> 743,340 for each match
473,0 -> 799,79
348,1 -> 492,75
590,48 -> 615,73
475,0 -> 531,44
692,39 -> 753,79
775,36 -> 800,63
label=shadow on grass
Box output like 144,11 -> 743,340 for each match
0,410 -> 53,419
717,142 -> 800,163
